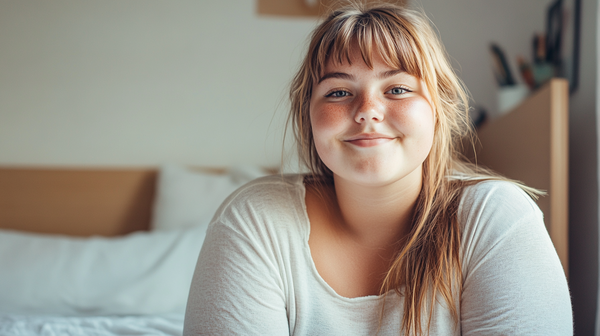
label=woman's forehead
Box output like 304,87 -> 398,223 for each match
321,44 -> 407,73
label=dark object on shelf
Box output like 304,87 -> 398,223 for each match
490,43 -> 516,87
517,56 -> 536,89
533,34 -> 546,64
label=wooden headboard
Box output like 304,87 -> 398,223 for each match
0,168 -> 158,237
0,166 -> 263,237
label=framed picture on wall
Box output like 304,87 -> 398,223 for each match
559,0 -> 581,94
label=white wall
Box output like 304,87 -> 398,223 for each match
0,0 -> 316,168
418,0 -> 553,118
0,0 -> 562,169
0,0 -> 568,168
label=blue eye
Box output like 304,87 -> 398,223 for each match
388,87 -> 409,95
325,90 -> 351,98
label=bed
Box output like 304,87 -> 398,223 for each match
0,164 -> 270,336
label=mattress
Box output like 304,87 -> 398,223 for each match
0,314 -> 183,336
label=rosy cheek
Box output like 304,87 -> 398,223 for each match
387,98 -> 434,130
310,104 -> 347,133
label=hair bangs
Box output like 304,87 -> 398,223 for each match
311,8 -> 426,84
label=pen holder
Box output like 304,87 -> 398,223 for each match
498,84 -> 529,115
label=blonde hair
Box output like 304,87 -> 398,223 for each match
288,2 -> 540,335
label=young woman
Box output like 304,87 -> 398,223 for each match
184,3 -> 572,335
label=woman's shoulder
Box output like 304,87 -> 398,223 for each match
458,179 -> 543,236
457,178 -> 548,256
457,178 -> 554,273
459,179 -> 540,216
226,173 -> 305,200
208,173 -> 308,236
219,174 -> 305,211
455,181 -> 571,333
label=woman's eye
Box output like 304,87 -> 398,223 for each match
325,90 -> 351,98
387,87 -> 410,95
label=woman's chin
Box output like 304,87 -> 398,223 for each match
332,167 -> 421,189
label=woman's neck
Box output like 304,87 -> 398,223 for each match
331,168 -> 423,249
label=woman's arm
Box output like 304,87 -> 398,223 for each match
183,219 -> 289,336
460,181 -> 572,335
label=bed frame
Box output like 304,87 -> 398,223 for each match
0,167 -> 228,237
0,168 -> 158,237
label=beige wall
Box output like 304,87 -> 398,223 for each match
0,0 -> 562,169
0,0 -> 316,168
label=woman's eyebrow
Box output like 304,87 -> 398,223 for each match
378,69 -> 405,79
318,72 -> 354,83
318,70 -> 406,83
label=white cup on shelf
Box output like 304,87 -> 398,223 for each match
497,84 -> 529,115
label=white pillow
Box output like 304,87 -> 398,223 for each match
151,164 -> 267,231
0,226 -> 206,316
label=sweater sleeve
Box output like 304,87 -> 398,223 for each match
183,199 -> 290,335
459,181 -> 572,335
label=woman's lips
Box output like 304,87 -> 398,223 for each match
344,134 -> 395,147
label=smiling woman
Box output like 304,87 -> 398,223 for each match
310,51 -> 434,187
183,2 -> 572,335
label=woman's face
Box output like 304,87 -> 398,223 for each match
309,48 -> 435,188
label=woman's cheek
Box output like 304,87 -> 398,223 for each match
387,98 -> 434,133
310,104 -> 348,134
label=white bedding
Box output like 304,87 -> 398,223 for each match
0,165 -> 268,334
0,314 -> 183,336
0,226 -> 206,316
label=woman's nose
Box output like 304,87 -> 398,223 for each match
354,94 -> 385,123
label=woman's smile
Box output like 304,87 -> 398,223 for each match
343,133 -> 396,147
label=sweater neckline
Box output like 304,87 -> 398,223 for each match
292,174 -> 398,304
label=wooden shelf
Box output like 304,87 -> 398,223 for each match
464,78 -> 569,275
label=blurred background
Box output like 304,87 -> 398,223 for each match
0,0 -> 597,334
